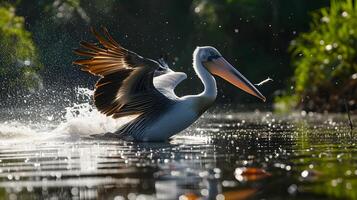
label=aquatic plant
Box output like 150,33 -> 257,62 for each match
0,4 -> 42,93
276,0 -> 357,112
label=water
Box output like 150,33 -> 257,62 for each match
0,90 -> 356,200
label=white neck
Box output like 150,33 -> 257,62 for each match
192,49 -> 217,104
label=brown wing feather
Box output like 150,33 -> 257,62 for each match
73,27 -> 171,119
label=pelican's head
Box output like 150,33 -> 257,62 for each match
196,46 -> 266,102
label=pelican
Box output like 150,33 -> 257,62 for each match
73,28 -> 265,142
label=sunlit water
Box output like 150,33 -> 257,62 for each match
0,89 -> 356,200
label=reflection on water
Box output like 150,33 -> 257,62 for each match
0,112 -> 356,200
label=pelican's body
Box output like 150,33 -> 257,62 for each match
74,28 -> 265,142
141,97 -> 201,141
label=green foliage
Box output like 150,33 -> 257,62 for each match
274,94 -> 298,113
283,0 -> 357,111
0,5 -> 42,92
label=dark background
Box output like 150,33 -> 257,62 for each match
1,0 -> 330,108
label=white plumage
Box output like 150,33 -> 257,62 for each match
74,28 -> 265,141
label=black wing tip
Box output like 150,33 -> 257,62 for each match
90,26 -> 109,36
72,48 -> 79,53
79,40 -> 89,45
89,26 -> 123,50
101,26 -> 109,33
89,26 -> 96,34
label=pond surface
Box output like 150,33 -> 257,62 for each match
0,111 -> 356,200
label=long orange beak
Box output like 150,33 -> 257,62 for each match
203,57 -> 266,102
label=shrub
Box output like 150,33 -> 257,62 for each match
0,5 -> 42,93
277,0 -> 357,112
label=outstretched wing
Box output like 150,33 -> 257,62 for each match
73,27 -> 174,119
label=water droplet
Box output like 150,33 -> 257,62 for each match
342,11 -> 349,18
71,187 -> 79,196
352,73 -> 357,79
301,110 -> 307,116
201,189 -> 209,196
24,60 -> 31,66
216,194 -> 225,200
321,16 -> 330,23
287,184 -> 297,194
325,44 -> 332,51
114,196 -> 125,200
301,170 -> 309,178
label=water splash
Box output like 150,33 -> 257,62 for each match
0,87 -> 132,143
50,101 -> 133,141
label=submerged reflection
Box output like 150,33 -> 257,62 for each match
0,112 -> 355,199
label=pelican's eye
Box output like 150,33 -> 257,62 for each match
207,55 -> 221,61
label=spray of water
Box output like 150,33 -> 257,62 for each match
0,87 -> 132,143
